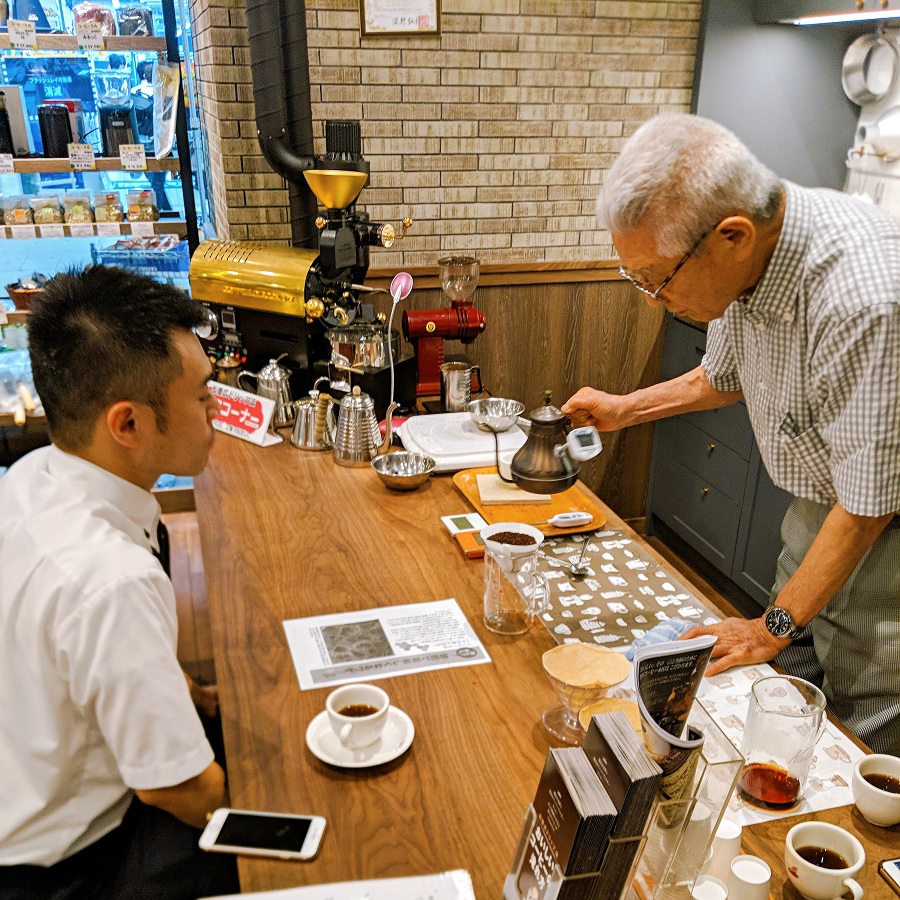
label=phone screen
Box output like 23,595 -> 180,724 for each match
215,812 -> 314,852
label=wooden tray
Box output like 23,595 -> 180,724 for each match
452,467 -> 606,536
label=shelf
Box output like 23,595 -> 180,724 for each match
11,157 -> 180,173
2,220 -> 188,238
0,35 -> 167,52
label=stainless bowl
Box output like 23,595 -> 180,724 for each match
468,397 -> 525,433
371,452 -> 436,491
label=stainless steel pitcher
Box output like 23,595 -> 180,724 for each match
238,354 -> 295,429
332,386 -> 397,467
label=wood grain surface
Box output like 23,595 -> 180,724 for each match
194,436 -> 897,898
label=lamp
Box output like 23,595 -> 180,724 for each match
755,0 -> 900,25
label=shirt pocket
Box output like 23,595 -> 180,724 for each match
778,423 -> 834,498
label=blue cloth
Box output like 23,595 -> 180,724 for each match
626,617 -> 695,661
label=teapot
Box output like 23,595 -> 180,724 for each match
332,386 -> 399,467
511,391 -> 595,494
238,354 -> 295,429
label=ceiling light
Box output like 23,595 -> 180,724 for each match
755,0 -> 900,25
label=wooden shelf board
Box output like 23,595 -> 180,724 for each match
12,157 -> 180,173
0,35 -> 167,52
2,221 -> 188,239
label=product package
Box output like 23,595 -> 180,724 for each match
72,1 -> 116,35
30,194 -> 64,224
116,4 -> 152,35
2,195 -> 34,225
152,61 -> 179,159
93,191 -> 124,222
63,191 -> 95,223
126,188 -> 159,221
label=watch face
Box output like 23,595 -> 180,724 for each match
765,606 -> 793,638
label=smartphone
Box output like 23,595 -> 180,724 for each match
199,808 -> 326,861
880,858 -> 900,897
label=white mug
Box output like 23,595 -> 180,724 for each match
325,683 -> 390,750
785,822 -> 865,900
852,753 -> 900,827
728,855 -> 771,900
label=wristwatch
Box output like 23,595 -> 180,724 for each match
763,603 -> 805,640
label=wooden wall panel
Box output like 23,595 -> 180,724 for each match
368,274 -> 665,519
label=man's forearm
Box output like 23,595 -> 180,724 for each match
135,761 -> 228,830
621,365 -> 743,427
773,502 -> 894,627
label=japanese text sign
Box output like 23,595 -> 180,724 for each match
209,381 -> 282,447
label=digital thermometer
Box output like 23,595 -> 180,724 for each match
532,512 -> 594,528
566,426 -> 603,461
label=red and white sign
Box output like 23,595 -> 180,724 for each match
209,381 -> 282,447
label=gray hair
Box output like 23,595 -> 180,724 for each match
597,113 -> 783,257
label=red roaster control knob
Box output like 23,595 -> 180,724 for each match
402,306 -> 486,345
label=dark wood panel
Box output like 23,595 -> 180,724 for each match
371,276 -> 665,518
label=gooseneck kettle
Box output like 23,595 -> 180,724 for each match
238,353 -> 295,428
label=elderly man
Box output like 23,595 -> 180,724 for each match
564,113 -> 899,755
0,267 -> 238,898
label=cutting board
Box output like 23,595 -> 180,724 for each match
452,467 -> 607,536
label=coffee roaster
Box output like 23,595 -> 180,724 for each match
189,120 -> 416,419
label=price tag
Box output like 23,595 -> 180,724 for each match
96,222 -> 121,236
74,20 -> 105,50
130,221 -> 156,237
0,154 -> 14,174
11,225 -> 37,240
39,224 -> 65,238
69,223 -> 95,237
119,144 -> 147,171
68,143 -> 96,171
8,19 -> 37,50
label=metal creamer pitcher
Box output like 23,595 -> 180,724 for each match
238,353 -> 295,428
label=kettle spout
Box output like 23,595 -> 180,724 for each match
378,402 -> 400,455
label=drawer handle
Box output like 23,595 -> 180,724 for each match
707,442 -> 716,456
701,487 -> 709,498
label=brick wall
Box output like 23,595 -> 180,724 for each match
189,0 -> 701,263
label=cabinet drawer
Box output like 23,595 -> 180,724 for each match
651,457 -> 742,575
656,418 -> 748,503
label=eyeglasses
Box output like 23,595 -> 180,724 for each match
618,226 -> 715,300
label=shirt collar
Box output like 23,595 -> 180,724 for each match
46,445 -> 161,553
739,181 -> 811,327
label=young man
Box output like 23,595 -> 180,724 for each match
0,267 -> 238,897
564,113 -> 899,755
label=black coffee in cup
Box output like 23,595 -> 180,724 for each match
338,703 -> 378,717
863,772 -> 900,794
796,846 -> 849,870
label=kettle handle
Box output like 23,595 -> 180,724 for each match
237,371 -> 257,393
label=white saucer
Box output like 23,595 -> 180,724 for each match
305,706 -> 415,769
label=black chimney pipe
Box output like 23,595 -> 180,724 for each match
245,0 -> 318,248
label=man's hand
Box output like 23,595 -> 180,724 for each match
681,617 -> 790,677
561,388 -> 633,431
184,671 -> 219,718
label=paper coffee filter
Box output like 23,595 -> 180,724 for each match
542,642 -> 631,689
480,522 -> 545,568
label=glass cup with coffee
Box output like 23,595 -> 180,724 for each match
737,675 -> 826,811
325,683 -> 390,750
852,752 -> 900,826
784,821 -> 865,900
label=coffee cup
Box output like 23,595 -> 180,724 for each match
708,818 -> 743,882
325,683 -> 390,750
728,855 -> 771,900
692,875 -> 729,900
852,753 -> 900,827
785,822 -> 865,900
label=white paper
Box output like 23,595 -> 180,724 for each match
284,598 -> 491,690
209,381 -> 278,447
96,222 -> 121,236
130,220 -> 156,237
11,225 -> 36,240
39,224 -> 65,238
0,154 -> 14,174
68,223 -> 95,237
67,143 -> 96,170
75,20 -> 104,50
8,19 -> 37,50
203,869 -> 475,900
119,143 -> 147,171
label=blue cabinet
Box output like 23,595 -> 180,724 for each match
647,316 -> 792,610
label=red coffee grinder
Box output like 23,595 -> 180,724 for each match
402,256 -> 486,396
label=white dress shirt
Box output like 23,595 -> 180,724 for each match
0,446 -> 213,866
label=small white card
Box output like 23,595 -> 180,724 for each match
96,222 -> 121,236
68,223 -> 95,237
441,512 -> 489,535
39,224 -> 65,238
11,225 -> 36,240
130,220 -> 156,237
74,20 -> 104,50
209,381 -> 282,447
67,143 -> 96,170
0,153 -> 15,174
8,19 -> 37,50
119,144 -> 147,171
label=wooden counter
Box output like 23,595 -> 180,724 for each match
194,436 -> 896,899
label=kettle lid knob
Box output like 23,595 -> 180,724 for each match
527,390 -> 565,424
